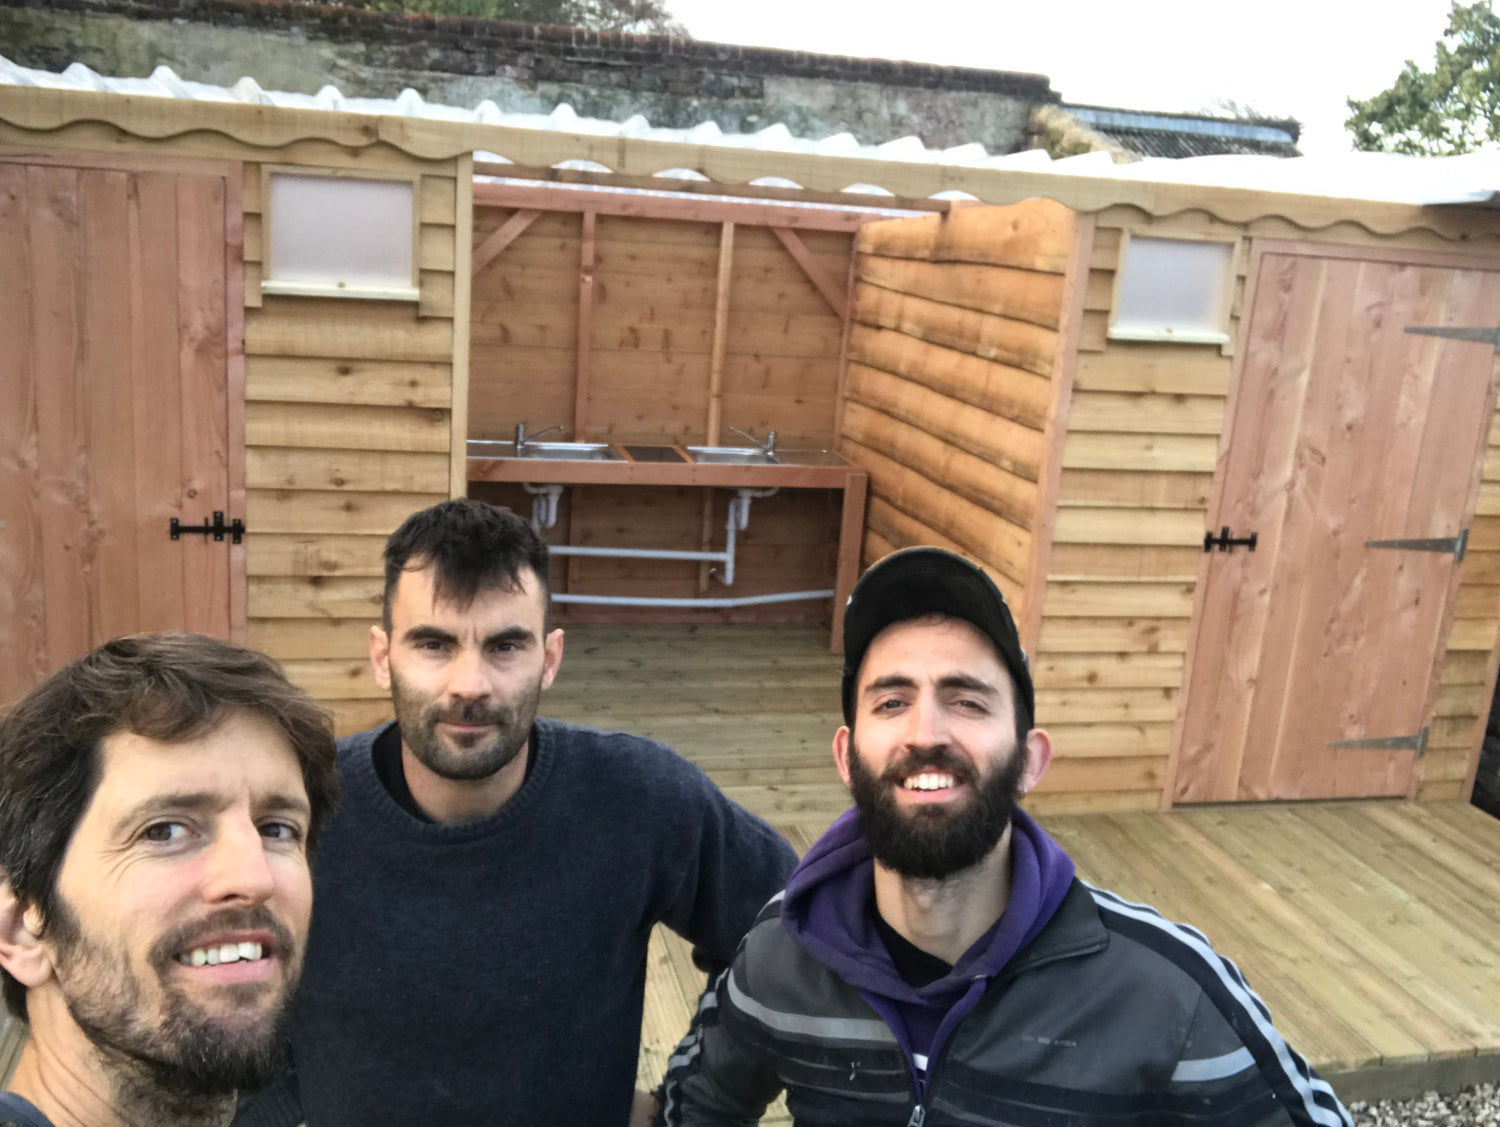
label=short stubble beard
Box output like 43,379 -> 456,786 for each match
47,900 -> 299,1124
389,665 -> 545,782
847,736 -> 1028,881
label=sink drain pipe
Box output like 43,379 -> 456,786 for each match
521,484 -> 834,607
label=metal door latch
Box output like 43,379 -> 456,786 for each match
1328,727 -> 1428,758
169,511 -> 246,544
1365,529 -> 1468,563
1203,526 -> 1258,553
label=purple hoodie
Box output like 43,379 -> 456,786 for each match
780,806 -> 1076,1097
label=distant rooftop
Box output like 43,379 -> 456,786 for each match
1055,104 -> 1302,160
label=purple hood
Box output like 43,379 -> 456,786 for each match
780,806 -> 1076,1004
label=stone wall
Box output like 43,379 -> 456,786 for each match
0,0 -> 1056,152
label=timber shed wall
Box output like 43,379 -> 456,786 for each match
841,200 -> 1090,626
0,101 -> 469,736
10,88 -> 1500,775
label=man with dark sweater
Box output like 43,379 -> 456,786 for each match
657,548 -> 1353,1127
236,500 -> 796,1127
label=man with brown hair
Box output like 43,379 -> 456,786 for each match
0,634 -> 340,1127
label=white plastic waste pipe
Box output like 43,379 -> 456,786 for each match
550,589 -> 834,608
522,484 -> 827,607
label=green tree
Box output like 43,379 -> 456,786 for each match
329,0 -> 685,33
1346,1 -> 1500,154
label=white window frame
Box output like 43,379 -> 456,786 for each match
260,166 -> 421,302
1107,231 -> 1241,347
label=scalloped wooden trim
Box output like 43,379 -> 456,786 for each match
6,86 -> 1500,244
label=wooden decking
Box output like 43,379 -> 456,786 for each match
555,627 -> 1500,1109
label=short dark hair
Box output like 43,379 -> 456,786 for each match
0,634 -> 340,1021
382,499 -> 551,631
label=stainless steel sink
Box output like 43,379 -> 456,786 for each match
468,440 -> 624,462
686,446 -> 779,466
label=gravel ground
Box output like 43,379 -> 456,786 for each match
1349,1083 -> 1499,1126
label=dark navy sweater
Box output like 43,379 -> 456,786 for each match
236,718 -> 796,1127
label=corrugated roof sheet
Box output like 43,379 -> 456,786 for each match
2,55 -> 1497,207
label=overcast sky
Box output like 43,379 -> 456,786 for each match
666,0 -> 1460,157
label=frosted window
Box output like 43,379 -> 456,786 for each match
264,174 -> 416,299
1112,237 -> 1233,343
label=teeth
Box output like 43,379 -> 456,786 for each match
903,773 -> 955,792
176,941 -> 265,967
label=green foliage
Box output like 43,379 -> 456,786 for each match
1346,1 -> 1500,155
331,0 -> 685,33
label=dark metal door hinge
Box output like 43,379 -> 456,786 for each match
1404,325 -> 1500,351
170,511 -> 246,544
1328,726 -> 1428,758
1203,526 -> 1258,553
1365,529 -> 1468,563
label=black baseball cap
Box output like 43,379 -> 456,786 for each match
840,547 -> 1034,729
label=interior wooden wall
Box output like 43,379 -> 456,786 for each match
840,199 -> 1086,623
469,202 -> 853,623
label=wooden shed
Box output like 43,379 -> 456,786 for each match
4,78 -> 1500,818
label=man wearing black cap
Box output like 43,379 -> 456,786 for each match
655,547 -> 1352,1127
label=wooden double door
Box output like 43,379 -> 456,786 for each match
1175,243 -> 1500,802
0,153 -> 243,706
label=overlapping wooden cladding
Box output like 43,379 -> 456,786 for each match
239,156 -> 463,736
842,200 -> 1084,616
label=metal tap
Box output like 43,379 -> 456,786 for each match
514,422 -> 563,455
729,426 -> 777,457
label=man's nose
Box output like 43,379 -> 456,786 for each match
905,693 -> 949,748
446,646 -> 492,698
202,818 -> 276,905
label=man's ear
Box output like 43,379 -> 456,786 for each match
369,624 -> 393,691
0,878 -> 54,990
540,627 -> 565,692
832,726 -> 854,791
1019,728 -> 1054,797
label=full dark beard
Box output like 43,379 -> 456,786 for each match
847,739 -> 1027,880
390,668 -> 544,782
48,901 -> 299,1120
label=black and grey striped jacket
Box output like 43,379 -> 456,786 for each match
658,880 -> 1351,1127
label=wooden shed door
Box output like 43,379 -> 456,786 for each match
1174,248 -> 1500,802
0,158 -> 239,705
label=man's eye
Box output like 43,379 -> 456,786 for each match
259,821 -> 304,843
875,698 -> 905,712
142,822 -> 188,843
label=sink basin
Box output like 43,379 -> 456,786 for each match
467,440 -> 624,462
686,446 -> 779,466
521,442 -> 623,462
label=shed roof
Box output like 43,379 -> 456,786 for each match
2,55 -> 1499,214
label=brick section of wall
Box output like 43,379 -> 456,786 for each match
0,0 -> 1056,150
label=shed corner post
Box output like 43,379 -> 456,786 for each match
449,152 -> 475,499
1018,210 -> 1095,658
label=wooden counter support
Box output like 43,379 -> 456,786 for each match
469,450 -> 867,652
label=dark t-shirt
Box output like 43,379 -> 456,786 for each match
0,1093 -> 54,1127
872,908 -> 953,988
